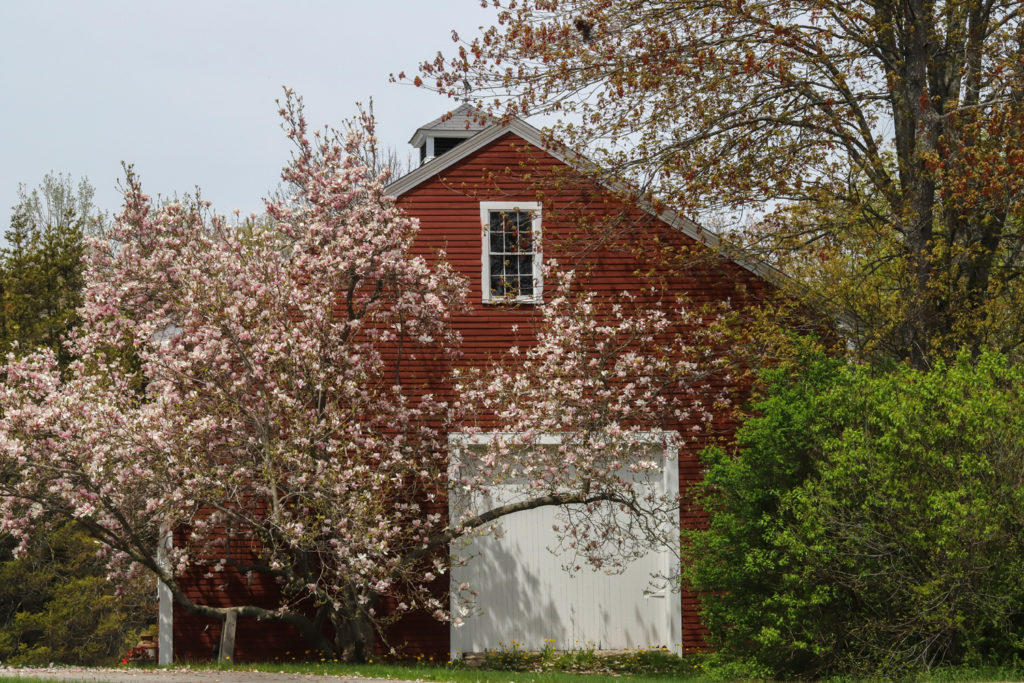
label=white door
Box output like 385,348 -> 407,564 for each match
449,437 -> 681,658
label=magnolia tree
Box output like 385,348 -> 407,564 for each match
0,93 -> 716,661
451,271 -> 720,580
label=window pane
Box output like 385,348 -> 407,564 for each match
489,254 -> 506,298
518,229 -> 532,252
518,255 -> 533,277
490,231 -> 504,254
489,273 -> 505,296
513,232 -> 524,253
518,275 -> 533,297
489,210 -> 534,253
490,211 -> 507,232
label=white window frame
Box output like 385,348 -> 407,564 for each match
480,201 -> 542,304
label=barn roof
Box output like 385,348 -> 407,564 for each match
387,110 -> 786,286
407,103 -> 491,149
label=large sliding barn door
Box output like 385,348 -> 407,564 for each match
449,435 -> 681,658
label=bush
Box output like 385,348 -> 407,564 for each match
684,345 -> 1024,677
477,641 -> 693,675
0,521 -> 154,665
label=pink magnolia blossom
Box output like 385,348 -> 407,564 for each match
0,92 -> 467,660
0,91 -> 725,661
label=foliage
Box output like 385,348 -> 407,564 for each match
414,0 -> 1024,367
0,521 -> 152,665
759,182 -> 1024,365
684,343 -> 1024,676
1,172 -> 100,368
0,176 -> 150,666
477,640 -> 695,675
0,92 -> 714,661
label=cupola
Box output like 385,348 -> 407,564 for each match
409,103 -> 490,165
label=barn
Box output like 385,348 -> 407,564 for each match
163,103 -> 779,663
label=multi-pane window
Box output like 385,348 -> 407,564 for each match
481,202 -> 542,303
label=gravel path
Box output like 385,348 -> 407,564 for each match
0,667 -> 411,683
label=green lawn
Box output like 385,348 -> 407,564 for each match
200,660 -> 713,683
5,657 -> 1024,682
205,658 -> 1024,682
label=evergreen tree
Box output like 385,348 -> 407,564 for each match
0,175 -> 152,665
0,173 -> 97,367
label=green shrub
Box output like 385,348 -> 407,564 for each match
685,345 -> 1024,677
0,521 -> 154,665
478,641 -> 693,675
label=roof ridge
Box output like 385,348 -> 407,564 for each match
407,103 -> 492,144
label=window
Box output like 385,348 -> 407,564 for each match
481,201 -> 542,303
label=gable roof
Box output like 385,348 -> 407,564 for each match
407,103 -> 491,149
387,112 -> 786,286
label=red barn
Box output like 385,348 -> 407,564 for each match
164,104 -> 780,663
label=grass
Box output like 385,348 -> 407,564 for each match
174,655 -> 1024,682
187,659 -> 713,683
138,645 -> 715,681
1,673 -> 705,683
6,652 -> 1024,683
199,659 -> 1024,682
925,664 -> 1024,682
183,641 -> 714,681
235,662 -> 705,682
471,640 -> 701,674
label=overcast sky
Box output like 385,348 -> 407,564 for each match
0,1 -> 499,222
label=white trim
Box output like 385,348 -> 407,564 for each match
157,527 -> 174,665
662,443 -> 683,657
449,430 -> 673,447
480,201 -> 543,304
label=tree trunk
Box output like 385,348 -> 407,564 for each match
150,563 -> 338,659
330,608 -> 374,662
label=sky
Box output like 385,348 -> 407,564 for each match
0,1 -> 500,222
